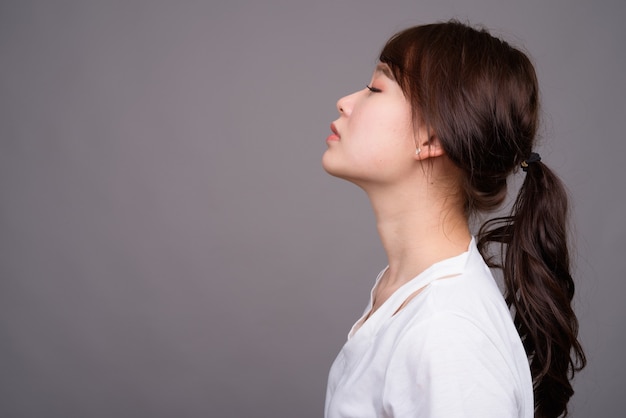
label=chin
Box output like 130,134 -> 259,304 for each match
323,164 -> 364,191
321,151 -> 337,174
322,152 -> 374,190
322,152 -> 347,179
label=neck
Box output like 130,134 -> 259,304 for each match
365,181 -> 471,290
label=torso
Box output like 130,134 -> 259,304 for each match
325,239 -> 533,418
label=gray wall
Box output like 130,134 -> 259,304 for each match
1,1 -> 624,417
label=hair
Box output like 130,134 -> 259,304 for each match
380,21 -> 586,417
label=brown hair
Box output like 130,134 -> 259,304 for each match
380,21 -> 586,417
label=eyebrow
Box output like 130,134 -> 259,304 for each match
375,63 -> 395,81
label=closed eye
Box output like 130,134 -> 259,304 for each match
366,85 -> 382,93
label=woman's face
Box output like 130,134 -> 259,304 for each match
322,63 -> 422,188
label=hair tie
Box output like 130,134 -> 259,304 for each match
521,152 -> 541,172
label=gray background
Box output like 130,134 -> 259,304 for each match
1,0 -> 624,417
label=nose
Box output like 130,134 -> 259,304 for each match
336,97 -> 345,114
336,91 -> 357,116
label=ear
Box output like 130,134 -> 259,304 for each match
414,134 -> 446,161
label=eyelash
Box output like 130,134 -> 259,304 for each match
366,85 -> 382,93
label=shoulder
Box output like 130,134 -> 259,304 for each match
424,257 -> 511,328
391,309 -> 510,369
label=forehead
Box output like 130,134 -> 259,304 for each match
374,63 -> 395,80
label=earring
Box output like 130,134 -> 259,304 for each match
415,147 -> 421,155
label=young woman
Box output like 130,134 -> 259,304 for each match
322,21 -> 586,418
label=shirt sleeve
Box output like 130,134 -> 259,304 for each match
381,312 -> 521,418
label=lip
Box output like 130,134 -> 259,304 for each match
327,123 -> 340,142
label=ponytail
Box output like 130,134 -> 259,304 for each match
477,160 -> 586,417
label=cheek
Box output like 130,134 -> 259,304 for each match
351,106 -> 407,139
372,110 -> 414,150
347,101 -> 414,160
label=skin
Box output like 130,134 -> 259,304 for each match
323,63 -> 472,315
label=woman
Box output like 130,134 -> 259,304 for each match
322,21 -> 585,418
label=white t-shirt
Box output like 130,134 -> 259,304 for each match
325,239 -> 533,418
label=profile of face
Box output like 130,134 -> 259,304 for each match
322,64 -> 428,188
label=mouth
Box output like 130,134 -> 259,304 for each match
327,123 -> 340,142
